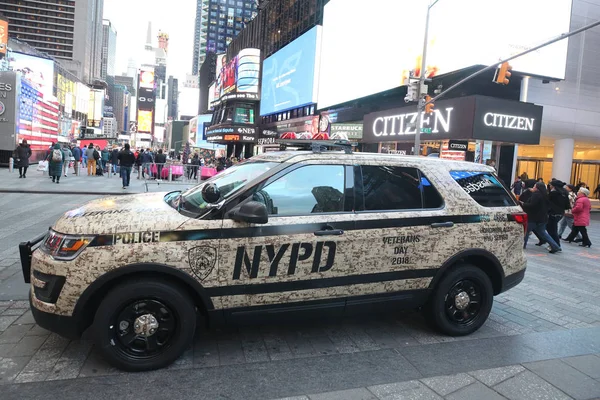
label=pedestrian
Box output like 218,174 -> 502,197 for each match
511,176 -> 524,199
545,179 -> 569,248
189,153 -> 200,180
141,148 -> 154,178
85,143 -> 96,176
13,139 -> 32,178
594,183 -> 600,199
520,182 -> 562,254
81,145 -> 88,168
565,188 -> 592,248
61,144 -> 72,177
46,143 -> 65,184
155,149 -> 167,180
117,143 -> 136,189
520,172 -> 529,181
110,145 -> 119,175
558,184 -> 581,241
72,144 -> 81,175
101,147 -> 110,172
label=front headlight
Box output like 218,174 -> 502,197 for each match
41,230 -> 95,261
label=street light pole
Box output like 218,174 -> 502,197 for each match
414,0 -> 439,156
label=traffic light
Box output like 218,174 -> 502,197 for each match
424,95 -> 434,114
494,62 -> 512,85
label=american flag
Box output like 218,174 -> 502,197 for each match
17,80 -> 60,151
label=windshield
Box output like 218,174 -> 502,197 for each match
181,161 -> 278,213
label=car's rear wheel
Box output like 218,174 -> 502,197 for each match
427,264 -> 493,336
92,279 -> 196,371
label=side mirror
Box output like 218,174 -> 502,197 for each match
230,201 -> 268,224
202,183 -> 221,204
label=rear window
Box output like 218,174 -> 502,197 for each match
450,171 -> 516,207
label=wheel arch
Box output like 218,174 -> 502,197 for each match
72,263 -> 215,335
429,249 -> 505,295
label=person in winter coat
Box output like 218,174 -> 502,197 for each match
61,144 -> 72,177
71,145 -> 82,175
110,145 -> 119,175
511,176 -> 524,199
46,143 -> 65,184
558,184 -> 580,240
101,147 -> 110,171
13,139 -> 32,178
154,149 -> 167,179
545,180 -> 569,248
85,143 -> 96,176
520,182 -> 562,253
189,153 -> 200,180
594,183 -> 600,200
565,188 -> 592,247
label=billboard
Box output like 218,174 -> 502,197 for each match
237,48 -> 260,94
318,0 -> 573,109
88,89 -> 104,128
214,49 -> 260,104
139,68 -> 155,89
8,52 -> 55,97
0,18 -> 7,55
137,110 -> 153,133
0,72 -> 18,150
260,26 -> 322,116
138,87 -> 155,110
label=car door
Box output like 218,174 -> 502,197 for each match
214,161 -> 357,317
346,162 -> 450,311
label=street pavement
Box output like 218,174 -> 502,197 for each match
0,192 -> 599,399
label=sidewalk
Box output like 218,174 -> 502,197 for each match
273,355 -> 600,400
0,166 -> 200,195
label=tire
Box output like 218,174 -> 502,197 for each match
92,279 -> 196,371
426,264 -> 493,336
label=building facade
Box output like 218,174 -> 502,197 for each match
167,75 -> 179,119
100,19 -> 116,81
192,0 -> 257,75
0,0 -> 104,83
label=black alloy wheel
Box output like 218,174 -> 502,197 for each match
426,264 -> 493,336
93,279 -> 197,371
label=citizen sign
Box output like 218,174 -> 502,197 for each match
372,108 -> 453,137
483,113 -> 534,131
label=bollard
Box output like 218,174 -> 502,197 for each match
8,157 -> 14,173
168,167 -> 172,182
106,163 -> 111,178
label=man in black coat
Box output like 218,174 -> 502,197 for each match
154,149 -> 167,180
520,182 -> 561,253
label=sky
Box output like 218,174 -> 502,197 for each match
103,0 -> 196,83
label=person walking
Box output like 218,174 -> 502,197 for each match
85,143 -> 96,176
141,148 -> 154,179
594,183 -> 600,200
13,139 -> 32,178
101,147 -> 110,172
81,145 -> 88,168
110,145 -> 119,175
546,179 -> 569,248
565,188 -> 592,248
61,144 -> 72,177
47,143 -> 65,184
558,184 -> 580,240
511,176 -> 524,199
189,153 -> 200,180
520,182 -> 562,254
117,143 -> 136,189
155,149 -> 167,180
71,145 -> 81,175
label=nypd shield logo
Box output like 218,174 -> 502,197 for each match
188,246 -> 217,281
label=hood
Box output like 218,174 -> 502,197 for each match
52,192 -> 190,235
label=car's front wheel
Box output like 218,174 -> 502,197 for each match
427,264 -> 493,336
92,279 -> 197,371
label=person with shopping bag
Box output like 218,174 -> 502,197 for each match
47,143 -> 65,184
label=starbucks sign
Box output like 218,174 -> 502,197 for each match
331,123 -> 363,140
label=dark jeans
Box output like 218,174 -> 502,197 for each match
157,165 -> 163,179
546,214 -> 562,246
121,166 -> 132,187
566,226 -> 592,246
524,221 -> 560,251
18,166 -> 28,177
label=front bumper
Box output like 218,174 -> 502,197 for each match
29,292 -> 81,339
19,233 -> 46,283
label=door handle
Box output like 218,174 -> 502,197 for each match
431,222 -> 454,228
314,225 -> 344,236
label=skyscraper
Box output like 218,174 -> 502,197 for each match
191,0 -> 257,75
101,19 -> 117,81
0,0 -> 104,83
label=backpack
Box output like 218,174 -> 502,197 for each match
93,149 -> 100,160
52,149 -> 62,162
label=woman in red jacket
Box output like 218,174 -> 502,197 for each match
565,188 -> 592,247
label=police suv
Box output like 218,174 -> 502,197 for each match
20,141 -> 527,371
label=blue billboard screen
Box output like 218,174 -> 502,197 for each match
260,26 -> 321,116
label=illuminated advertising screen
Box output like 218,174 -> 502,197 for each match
139,69 -> 155,89
8,52 -> 55,97
237,48 -> 260,94
138,87 -> 155,110
137,110 -> 153,133
208,82 -> 216,108
214,49 -> 260,102
318,0 -> 572,109
0,18 -> 7,55
261,27 -> 322,116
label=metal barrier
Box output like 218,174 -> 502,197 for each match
140,163 -> 219,192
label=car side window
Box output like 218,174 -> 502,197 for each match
361,165 -> 443,211
254,165 -> 346,216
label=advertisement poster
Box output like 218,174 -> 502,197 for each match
214,54 -> 225,98
219,56 -> 238,96
8,52 -> 54,97
0,18 -> 7,55
189,116 -> 198,146
237,48 -> 260,94
139,69 -> 155,89
137,110 -> 153,133
261,28 -> 321,116
318,0 -> 572,109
